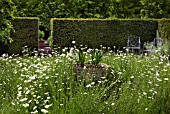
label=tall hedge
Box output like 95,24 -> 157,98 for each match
7,17 -> 39,55
51,18 -> 158,49
158,19 -> 170,56
158,19 -> 170,40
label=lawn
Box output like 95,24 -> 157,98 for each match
0,47 -> 170,114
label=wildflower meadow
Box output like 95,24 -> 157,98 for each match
0,46 -> 170,114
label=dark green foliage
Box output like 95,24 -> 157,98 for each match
52,18 -> 158,49
7,17 -> 39,55
0,42 -> 8,55
139,0 -> 170,18
91,49 -> 103,65
77,49 -> 86,67
0,0 -> 15,43
10,0 -> 170,33
38,30 -> 45,40
158,19 -> 170,40
158,19 -> 170,57
1,0 -> 169,46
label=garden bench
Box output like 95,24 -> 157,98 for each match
143,38 -> 164,54
126,35 -> 141,54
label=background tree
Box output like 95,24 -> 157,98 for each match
0,0 -> 16,43
139,0 -> 170,18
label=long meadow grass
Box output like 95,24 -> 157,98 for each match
0,47 -> 170,114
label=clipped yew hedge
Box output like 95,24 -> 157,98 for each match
1,18 -> 170,55
51,18 -> 158,49
158,19 -> 170,40
7,17 -> 39,55
158,19 -> 170,56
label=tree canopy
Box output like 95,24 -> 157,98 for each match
0,0 -> 16,43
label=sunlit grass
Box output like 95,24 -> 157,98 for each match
0,47 -> 170,114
